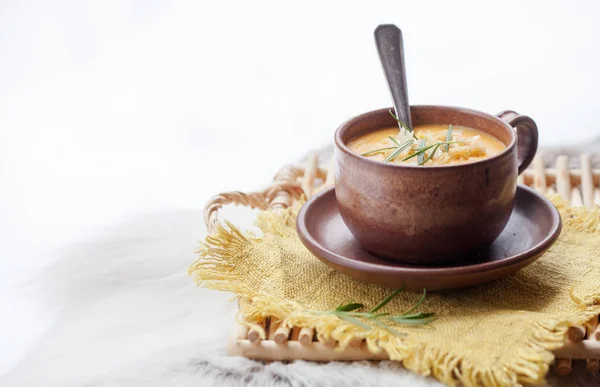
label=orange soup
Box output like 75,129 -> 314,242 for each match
347,124 -> 506,166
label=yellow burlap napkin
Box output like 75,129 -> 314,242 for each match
189,196 -> 600,386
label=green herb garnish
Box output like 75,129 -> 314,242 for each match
360,137 -> 414,162
362,139 -> 462,165
335,303 -> 364,312
401,140 -> 463,165
443,125 -> 453,152
361,146 -> 398,156
416,138 -> 427,165
306,287 -> 436,337
388,109 -> 413,134
360,120 -> 461,165
383,139 -> 414,162
388,135 -> 401,146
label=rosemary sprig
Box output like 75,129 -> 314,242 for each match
399,288 -> 426,315
361,138 -> 414,162
361,146 -> 397,156
306,287 -> 436,337
337,314 -> 373,330
443,125 -> 453,152
383,139 -> 414,162
388,109 -> 413,134
416,138 -> 427,165
401,140 -> 462,164
420,143 -> 442,165
360,122 -> 461,165
335,303 -> 364,312
370,285 -> 406,313
388,135 -> 401,146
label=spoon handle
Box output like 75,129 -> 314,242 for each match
374,24 -> 412,130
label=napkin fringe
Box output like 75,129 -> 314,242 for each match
189,204 -> 600,387
550,194 -> 600,233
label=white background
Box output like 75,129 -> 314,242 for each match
1,0 -> 599,376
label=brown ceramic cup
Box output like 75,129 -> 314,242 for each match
334,106 -> 538,264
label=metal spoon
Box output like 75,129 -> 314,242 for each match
374,24 -> 412,130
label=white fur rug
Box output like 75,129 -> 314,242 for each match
2,209 -> 446,387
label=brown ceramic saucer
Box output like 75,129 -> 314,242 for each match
296,185 -> 561,291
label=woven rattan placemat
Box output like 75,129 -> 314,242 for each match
204,152 -> 600,378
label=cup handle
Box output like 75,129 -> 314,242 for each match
496,110 -> 539,175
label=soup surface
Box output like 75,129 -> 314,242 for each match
347,124 -> 506,166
